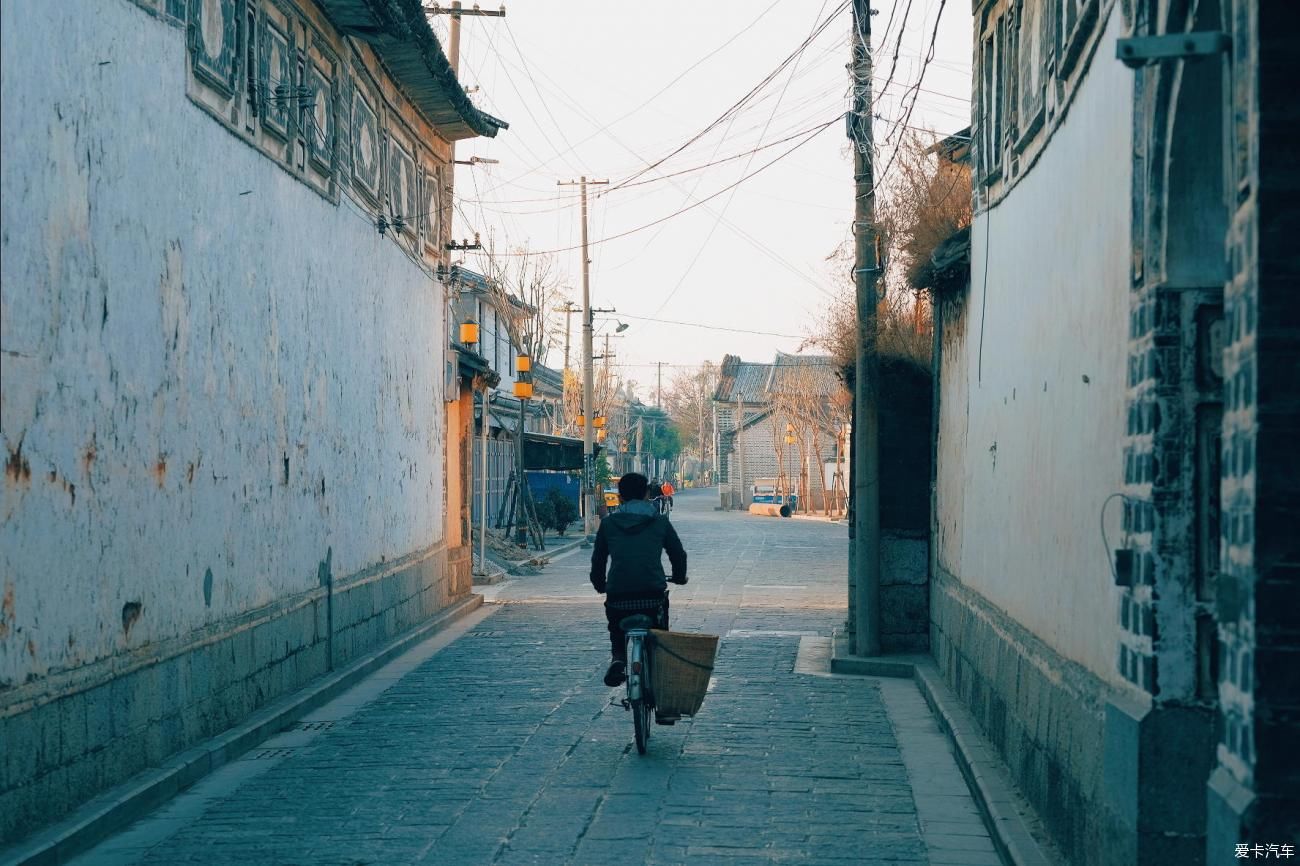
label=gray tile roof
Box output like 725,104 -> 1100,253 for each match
316,0 -> 507,141
714,352 -> 838,403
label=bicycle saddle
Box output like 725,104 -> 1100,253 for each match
619,614 -> 655,631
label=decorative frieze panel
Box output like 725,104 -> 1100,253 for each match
306,59 -> 336,174
421,167 -> 443,258
351,87 -> 382,201
387,131 -> 419,249
259,7 -> 294,140
189,0 -> 239,96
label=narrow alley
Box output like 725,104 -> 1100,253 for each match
70,492 -> 996,866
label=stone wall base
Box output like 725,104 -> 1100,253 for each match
930,567 -> 1109,864
881,532 -> 928,653
0,545 -> 463,844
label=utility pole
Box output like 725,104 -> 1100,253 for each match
554,301 -> 580,372
656,361 -> 664,409
557,176 -> 609,541
736,393 -> 745,509
849,0 -> 881,658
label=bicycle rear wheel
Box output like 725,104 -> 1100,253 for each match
632,698 -> 651,754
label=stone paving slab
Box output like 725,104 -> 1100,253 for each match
67,491 -> 999,866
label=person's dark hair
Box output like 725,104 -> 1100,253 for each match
618,473 -> 649,501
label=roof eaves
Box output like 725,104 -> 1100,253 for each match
320,0 -> 509,141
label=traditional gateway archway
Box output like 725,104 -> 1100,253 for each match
1112,0 -> 1299,861
1107,0 -> 1229,863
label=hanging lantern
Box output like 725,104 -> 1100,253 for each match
594,412 -> 607,429
597,428 -> 608,443
784,434 -> 796,445
576,413 -> 586,427
516,353 -> 531,373
459,319 -> 479,346
514,380 -> 533,399
785,422 -> 795,434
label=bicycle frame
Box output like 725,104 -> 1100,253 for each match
625,626 -> 651,703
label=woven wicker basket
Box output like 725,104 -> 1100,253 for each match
650,630 -> 720,716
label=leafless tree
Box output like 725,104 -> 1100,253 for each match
478,235 -> 570,367
769,363 -> 847,515
807,128 -> 971,371
663,362 -> 721,465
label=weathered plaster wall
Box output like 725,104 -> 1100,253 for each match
941,6 -> 1132,685
0,0 -> 445,691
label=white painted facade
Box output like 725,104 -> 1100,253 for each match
936,7 -> 1132,685
0,0 -> 449,687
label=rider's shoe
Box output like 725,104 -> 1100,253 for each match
603,660 -> 627,687
655,713 -> 681,725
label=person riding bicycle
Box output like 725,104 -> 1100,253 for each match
660,479 -> 675,512
646,478 -> 665,513
590,472 -> 687,688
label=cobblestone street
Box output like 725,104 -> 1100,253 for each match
71,491 -> 998,866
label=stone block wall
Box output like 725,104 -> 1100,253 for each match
0,548 -> 456,843
931,568 -> 1109,863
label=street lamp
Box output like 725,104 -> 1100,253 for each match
615,321 -> 629,333
460,318 -> 479,346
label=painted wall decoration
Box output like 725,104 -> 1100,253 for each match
189,0 -> 238,95
422,169 -> 441,254
388,136 -> 418,242
259,13 -> 293,139
308,60 -> 335,173
351,87 -> 381,199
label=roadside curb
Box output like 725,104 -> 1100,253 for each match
830,636 -> 1053,866
2,594 -> 484,866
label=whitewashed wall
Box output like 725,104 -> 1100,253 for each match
936,9 -> 1132,685
0,0 -> 446,688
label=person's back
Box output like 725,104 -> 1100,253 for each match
591,473 -> 687,689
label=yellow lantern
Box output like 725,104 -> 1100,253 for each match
576,413 -> 586,427
597,429 -> 608,443
594,413 -> 607,429
516,354 -> 531,373
459,319 -> 479,345
513,380 -> 533,399
784,434 -> 796,445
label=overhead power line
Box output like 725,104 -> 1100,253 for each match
491,114 -> 844,258
617,313 -> 802,339
605,0 -> 851,193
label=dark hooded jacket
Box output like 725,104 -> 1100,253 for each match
589,499 -> 687,595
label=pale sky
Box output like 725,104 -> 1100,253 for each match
441,1 -> 972,401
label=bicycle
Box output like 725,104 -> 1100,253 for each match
614,581 -> 686,754
618,612 -> 659,754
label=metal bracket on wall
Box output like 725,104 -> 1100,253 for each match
1116,32 -> 1231,68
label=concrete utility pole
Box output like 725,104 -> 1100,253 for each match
557,176 -> 609,540
656,361 -> 664,409
554,301 -> 579,372
478,384 -> 489,574
736,392 -> 745,509
516,394 -> 527,546
438,2 -> 506,76
849,0 -> 882,657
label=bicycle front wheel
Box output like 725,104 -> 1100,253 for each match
632,698 -> 651,754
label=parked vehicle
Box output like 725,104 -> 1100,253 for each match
751,478 -> 798,512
